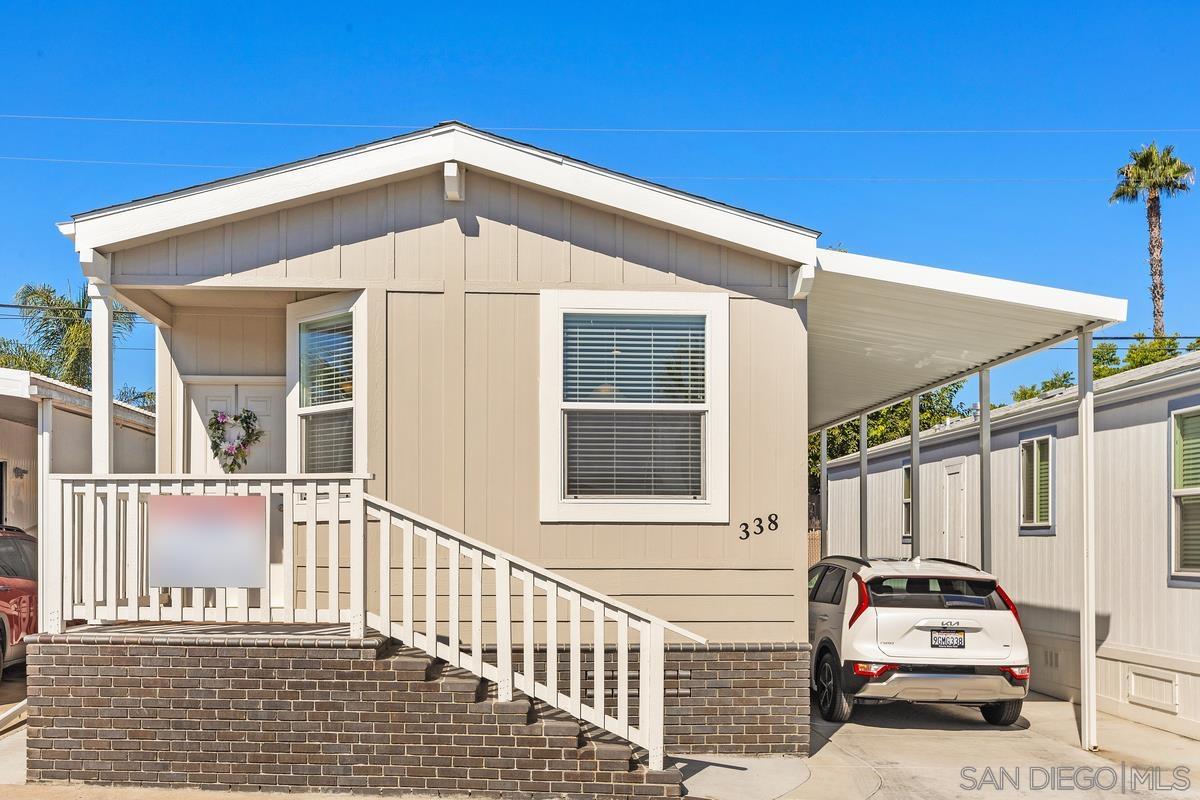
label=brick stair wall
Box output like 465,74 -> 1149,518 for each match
493,641 -> 812,756
24,629 -> 683,798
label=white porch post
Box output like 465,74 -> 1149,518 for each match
910,394 -> 921,558
979,369 -> 992,572
819,428 -> 829,558
37,398 -> 62,633
89,282 -> 114,474
1078,329 -> 1098,750
859,414 -> 869,558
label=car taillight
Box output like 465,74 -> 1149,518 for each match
848,574 -> 870,627
853,662 -> 899,678
994,583 -> 1021,626
1000,665 -> 1031,681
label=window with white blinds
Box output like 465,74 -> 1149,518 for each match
1173,411 -> 1200,572
562,313 -> 707,500
299,312 -> 354,473
1019,436 -> 1052,527
539,290 -> 729,523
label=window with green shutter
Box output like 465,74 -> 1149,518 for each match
1020,436 -> 1052,527
1172,411 -> 1200,572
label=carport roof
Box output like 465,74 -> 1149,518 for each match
807,248 -> 1127,429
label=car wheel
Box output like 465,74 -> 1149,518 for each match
814,651 -> 854,722
981,699 -> 1023,726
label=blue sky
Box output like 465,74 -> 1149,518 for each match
2,2 -> 1198,405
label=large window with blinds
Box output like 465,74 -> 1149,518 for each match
1019,435 -> 1052,528
539,291 -> 729,523
1172,410 -> 1200,573
298,311 -> 355,473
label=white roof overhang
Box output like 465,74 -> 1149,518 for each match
808,248 -> 1127,429
57,122 -> 818,267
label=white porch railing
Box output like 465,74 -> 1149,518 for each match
42,474 -> 704,769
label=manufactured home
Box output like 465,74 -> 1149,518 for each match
28,122 -> 1125,797
825,351 -> 1200,741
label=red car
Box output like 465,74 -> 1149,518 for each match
0,527 -> 36,680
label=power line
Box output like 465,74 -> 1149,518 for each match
0,154 -> 1122,183
3,113 -> 1200,135
0,155 -> 241,169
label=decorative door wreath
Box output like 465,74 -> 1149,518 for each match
206,409 -> 265,473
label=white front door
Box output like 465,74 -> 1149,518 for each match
187,382 -> 285,474
185,380 -> 287,605
942,461 -> 967,561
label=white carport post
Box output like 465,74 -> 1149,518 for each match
819,428 -> 829,557
89,282 -> 114,474
1077,329 -> 1098,750
979,369 -> 992,572
909,394 -> 921,557
859,414 -> 869,557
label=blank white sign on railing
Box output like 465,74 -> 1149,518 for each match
147,494 -> 267,588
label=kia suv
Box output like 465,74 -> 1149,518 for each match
808,555 -> 1029,726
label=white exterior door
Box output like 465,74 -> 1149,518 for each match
942,461 -> 967,561
187,382 -> 285,474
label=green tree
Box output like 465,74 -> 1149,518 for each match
807,382 -> 966,493
116,383 -> 156,411
0,284 -> 135,389
1092,341 -> 1122,379
1123,333 -> 1180,369
1110,143 -> 1195,337
1011,369 -> 1074,402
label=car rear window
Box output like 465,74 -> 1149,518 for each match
867,576 -> 1003,610
0,538 -> 34,581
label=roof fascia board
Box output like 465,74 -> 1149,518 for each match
816,248 -> 1128,324
64,125 -> 819,267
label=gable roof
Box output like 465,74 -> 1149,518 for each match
58,121 -> 819,266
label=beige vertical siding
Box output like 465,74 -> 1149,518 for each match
825,383 -> 1200,738
124,171 -> 808,642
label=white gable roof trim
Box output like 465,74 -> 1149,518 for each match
0,368 -> 156,431
58,122 -> 819,266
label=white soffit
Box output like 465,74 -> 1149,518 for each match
58,122 -> 818,266
808,248 -> 1127,429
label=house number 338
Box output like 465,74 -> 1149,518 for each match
738,515 -> 779,539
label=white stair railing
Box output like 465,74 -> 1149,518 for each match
41,474 -> 705,770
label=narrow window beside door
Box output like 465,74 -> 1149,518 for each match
902,464 -> 912,541
299,313 -> 354,473
1172,410 -> 1200,574
1019,435 -> 1052,528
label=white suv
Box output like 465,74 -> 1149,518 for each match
808,555 -> 1030,725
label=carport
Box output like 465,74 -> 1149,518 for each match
798,247 -> 1127,751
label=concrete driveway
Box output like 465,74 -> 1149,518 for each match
681,693 -> 1200,799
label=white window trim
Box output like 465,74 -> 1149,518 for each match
285,291 -> 368,474
538,289 -> 729,524
1019,434 -> 1053,528
1170,406 -> 1200,576
901,464 -> 912,541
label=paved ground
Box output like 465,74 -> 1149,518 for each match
1,690 -> 1198,798
680,693 -> 1200,799
0,664 -> 26,736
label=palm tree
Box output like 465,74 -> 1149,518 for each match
1110,143 -> 1195,337
9,284 -> 134,389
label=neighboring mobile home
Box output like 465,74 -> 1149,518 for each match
0,368 -> 154,535
825,351 -> 1200,741
29,122 -> 1125,797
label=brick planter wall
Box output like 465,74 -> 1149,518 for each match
24,626 -> 683,798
